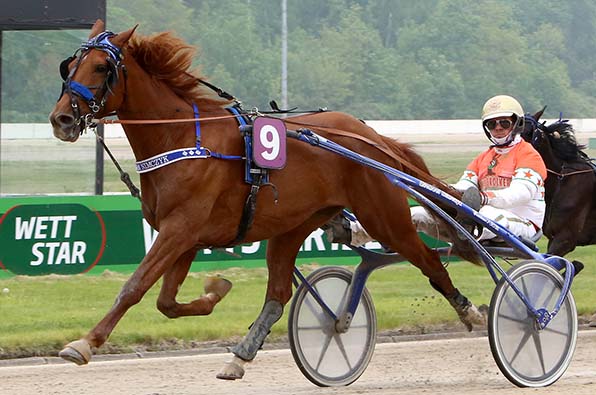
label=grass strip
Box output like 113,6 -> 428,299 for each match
1,243 -> 594,359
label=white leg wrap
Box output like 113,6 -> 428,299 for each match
350,220 -> 373,247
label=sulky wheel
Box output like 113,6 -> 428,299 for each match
488,260 -> 577,387
288,266 -> 377,387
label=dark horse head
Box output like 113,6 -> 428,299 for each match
520,107 -> 596,256
521,107 -> 590,167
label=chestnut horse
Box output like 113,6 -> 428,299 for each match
49,20 -> 484,379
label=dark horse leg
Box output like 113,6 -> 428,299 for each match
216,217 -> 324,380
547,235 -> 578,258
545,204 -> 591,257
58,220 -> 230,364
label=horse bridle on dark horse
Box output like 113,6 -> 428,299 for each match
59,31 -> 126,132
524,114 -> 595,178
524,113 -> 596,227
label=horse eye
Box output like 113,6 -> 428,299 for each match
95,64 -> 108,73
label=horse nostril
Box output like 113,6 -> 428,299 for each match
56,113 -> 75,127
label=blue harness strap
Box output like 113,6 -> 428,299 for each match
227,105 -> 249,127
135,103 -> 242,173
225,106 -> 270,185
193,103 -> 201,144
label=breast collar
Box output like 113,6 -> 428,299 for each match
135,105 -> 247,173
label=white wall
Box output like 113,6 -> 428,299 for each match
3,119 -> 596,139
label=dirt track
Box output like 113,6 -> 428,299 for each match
1,329 -> 595,395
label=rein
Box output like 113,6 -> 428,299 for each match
283,119 -> 446,188
94,112 -> 249,125
547,167 -> 594,178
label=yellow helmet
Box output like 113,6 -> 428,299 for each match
481,95 -> 524,121
481,95 -> 525,146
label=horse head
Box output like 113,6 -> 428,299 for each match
49,20 -> 136,142
520,106 -> 546,144
522,106 -> 586,167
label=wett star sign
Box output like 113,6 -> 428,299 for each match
0,204 -> 106,275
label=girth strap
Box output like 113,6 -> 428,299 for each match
224,119 -> 276,247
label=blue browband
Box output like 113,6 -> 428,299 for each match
81,31 -> 122,62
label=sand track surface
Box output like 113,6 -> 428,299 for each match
1,329 -> 595,395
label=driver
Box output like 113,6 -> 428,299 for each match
325,95 -> 547,246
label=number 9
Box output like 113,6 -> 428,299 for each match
259,125 -> 280,161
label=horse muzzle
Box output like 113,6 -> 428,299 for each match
49,110 -> 82,142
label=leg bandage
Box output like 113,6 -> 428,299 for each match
231,300 -> 283,361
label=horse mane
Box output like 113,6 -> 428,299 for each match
544,121 -> 588,162
126,32 -> 231,108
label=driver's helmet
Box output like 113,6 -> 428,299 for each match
481,95 -> 524,146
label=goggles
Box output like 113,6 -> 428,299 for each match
485,119 -> 512,130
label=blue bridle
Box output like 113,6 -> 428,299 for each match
61,31 -> 125,130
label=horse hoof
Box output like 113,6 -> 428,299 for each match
216,357 -> 245,380
59,339 -> 92,365
204,276 -> 233,300
447,290 -> 487,332
460,302 -> 487,331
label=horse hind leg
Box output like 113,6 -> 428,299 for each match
156,248 -> 232,318
352,198 -> 485,331
217,221 -> 315,380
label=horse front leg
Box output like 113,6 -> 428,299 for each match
216,227 -> 310,380
156,248 -> 232,318
59,223 -> 198,365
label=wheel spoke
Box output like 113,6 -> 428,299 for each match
531,331 -> 547,375
541,325 -> 571,337
347,324 -> 368,329
296,325 -> 327,331
332,333 -> 354,371
504,317 -> 534,365
497,313 -> 530,325
302,281 -> 343,327
501,283 -> 532,319
315,332 -> 333,371
536,282 -> 557,311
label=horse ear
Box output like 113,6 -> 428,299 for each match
111,25 -> 138,47
89,19 -> 105,38
533,105 -> 547,121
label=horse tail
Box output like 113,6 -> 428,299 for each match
379,135 -> 460,201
